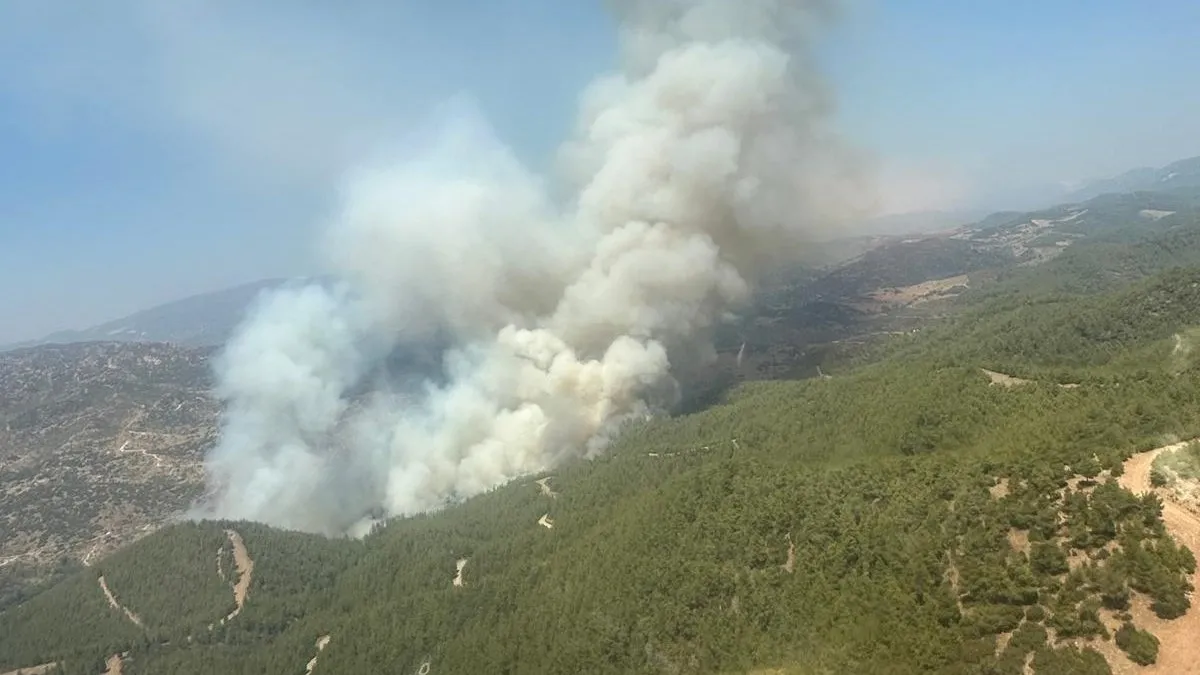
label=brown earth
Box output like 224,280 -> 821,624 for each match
101,654 -> 123,675
990,478 -> 1011,499
223,529 -> 254,622
1109,443 -> 1200,674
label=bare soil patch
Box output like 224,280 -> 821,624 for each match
304,635 -> 331,675
535,477 -> 558,499
1112,443 -> 1200,673
995,629 -> 1014,657
1007,528 -> 1030,556
981,369 -> 1033,387
980,368 -> 1081,389
453,558 -> 468,587
990,478 -> 1010,500
101,654 -> 123,675
780,534 -> 795,574
0,664 -> 58,675
869,274 -> 969,305
223,529 -> 254,622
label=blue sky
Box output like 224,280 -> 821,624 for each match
1,0 -> 1198,343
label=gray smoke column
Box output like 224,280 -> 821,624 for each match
195,0 -> 867,535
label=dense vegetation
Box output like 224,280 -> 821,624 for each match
0,564 -> 142,673
4,196 -> 1200,674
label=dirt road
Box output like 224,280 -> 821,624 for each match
1115,443 -> 1200,674
98,576 -> 143,628
304,635 -> 331,675
223,529 -> 254,622
0,664 -> 57,675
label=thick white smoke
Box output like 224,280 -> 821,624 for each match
196,0 -> 866,535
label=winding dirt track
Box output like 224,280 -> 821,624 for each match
1114,443 -> 1200,674
98,576 -> 143,628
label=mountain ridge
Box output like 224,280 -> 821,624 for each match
1067,156 -> 1200,202
7,156 -> 1198,356
1,279 -> 290,353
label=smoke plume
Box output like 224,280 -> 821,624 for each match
195,0 -> 865,535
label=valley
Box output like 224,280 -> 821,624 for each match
3,185 -> 1200,673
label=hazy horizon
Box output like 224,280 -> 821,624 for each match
2,0 -> 1198,344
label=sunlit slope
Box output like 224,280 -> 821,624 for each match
8,249 -> 1200,673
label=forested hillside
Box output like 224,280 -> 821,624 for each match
6,200 -> 1200,674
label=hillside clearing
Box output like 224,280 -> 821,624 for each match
869,274 -> 970,305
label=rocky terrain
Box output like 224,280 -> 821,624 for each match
0,342 -> 218,606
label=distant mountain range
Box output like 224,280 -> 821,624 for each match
6,156 -> 1198,355
2,279 -> 289,353
852,157 -> 1200,237
1066,156 -> 1200,202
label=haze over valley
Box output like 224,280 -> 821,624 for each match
3,1 -> 1200,674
